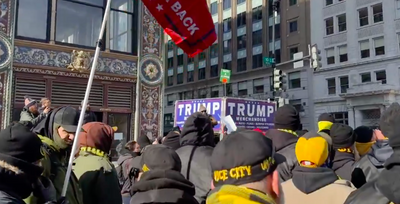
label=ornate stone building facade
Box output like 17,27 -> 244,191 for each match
1,0 -> 164,147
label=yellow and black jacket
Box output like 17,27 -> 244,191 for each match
207,184 -> 276,204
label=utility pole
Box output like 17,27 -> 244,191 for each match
272,0 -> 283,107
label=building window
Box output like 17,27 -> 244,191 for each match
237,35 -> 247,50
359,8 -> 369,27
177,55 -> 184,66
252,54 -> 263,69
199,52 -> 206,61
327,78 -> 336,95
326,0 -> 333,6
177,73 -> 183,84
210,44 -> 218,58
289,47 -> 298,60
289,0 -> 297,6
237,12 -> 246,28
167,75 -> 173,86
253,78 -> 264,94
372,3 -> 383,23
361,72 -> 371,83
325,17 -> 334,35
332,112 -> 349,125
223,62 -> 232,70
198,89 -> 207,98
289,72 -> 301,89
167,58 -> 173,68
223,39 -> 232,54
187,70 -> 194,82
326,48 -> 335,65
198,68 -> 206,80
337,14 -> 346,32
290,100 -> 302,114
374,37 -> 385,56
110,1 -> 135,53
238,81 -> 248,96
360,40 -> 370,58
289,20 -> 298,33
167,40 -> 174,51
268,24 -> 281,41
226,84 -> 233,96
188,57 -> 194,64
210,65 -> 219,78
184,91 -> 194,99
375,70 -> 387,84
340,76 -> 349,93
237,0 -> 246,4
164,114 -> 173,127
210,2 -> 218,15
339,46 -> 348,62
252,6 -> 262,22
223,0 -> 231,10
237,58 -> 247,72
274,49 -> 281,63
253,30 -> 262,46
16,0 -> 49,40
167,94 -> 174,106
223,18 -> 232,33
211,86 -> 219,98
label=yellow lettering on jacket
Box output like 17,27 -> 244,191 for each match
337,148 -> 353,153
261,157 -> 275,171
214,170 -> 228,182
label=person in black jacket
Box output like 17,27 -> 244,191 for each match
79,100 -> 97,124
345,102 -> 400,204
175,112 -> 215,204
130,144 -> 198,204
265,104 -> 300,181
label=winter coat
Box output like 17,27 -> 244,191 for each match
130,169 -> 198,204
116,148 -> 140,196
19,108 -> 47,128
81,110 -> 97,124
282,166 -> 355,204
73,151 -> 122,204
265,129 -> 299,181
351,140 -> 393,188
331,149 -> 355,181
206,184 -> 276,204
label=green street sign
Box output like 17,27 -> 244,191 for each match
263,57 -> 275,65
220,69 -> 231,84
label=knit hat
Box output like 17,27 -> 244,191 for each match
162,130 -> 181,150
354,126 -> 373,143
317,113 -> 335,132
273,104 -> 300,131
79,122 -> 114,154
380,102 -> 400,148
210,130 -> 283,187
330,123 -> 356,149
137,135 -> 152,150
132,144 -> 181,172
0,123 -> 43,177
24,95 -> 37,108
295,132 -> 329,168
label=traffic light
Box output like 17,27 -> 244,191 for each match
311,44 -> 322,70
273,68 -> 287,91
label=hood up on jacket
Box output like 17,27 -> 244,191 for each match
207,184 -> 276,204
130,169 -> 198,204
376,150 -> 400,203
368,139 -> 393,167
265,129 -> 298,151
291,166 -> 339,194
179,112 -> 215,147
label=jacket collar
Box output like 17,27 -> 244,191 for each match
266,129 -> 298,151
292,166 -> 339,194
207,184 -> 276,204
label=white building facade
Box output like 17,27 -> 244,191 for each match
311,0 -> 400,129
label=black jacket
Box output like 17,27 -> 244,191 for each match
345,150 -> 400,204
81,110 -> 97,124
130,170 -> 198,204
265,129 -> 298,181
352,140 -> 393,188
331,150 -> 355,181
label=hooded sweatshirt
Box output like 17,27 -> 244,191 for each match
117,147 -> 140,195
206,185 -> 276,204
175,112 -> 215,204
130,169 -> 198,204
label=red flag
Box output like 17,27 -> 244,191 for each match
142,0 -> 217,57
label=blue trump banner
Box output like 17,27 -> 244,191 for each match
175,99 -> 222,131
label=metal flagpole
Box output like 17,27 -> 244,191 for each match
61,0 -> 112,197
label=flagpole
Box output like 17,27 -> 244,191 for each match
61,0 -> 112,197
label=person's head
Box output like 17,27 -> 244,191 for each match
296,132 -> 329,168
0,123 -> 44,199
354,126 -> 375,156
79,122 -> 114,156
162,130 -> 181,150
125,140 -> 140,153
24,96 -> 38,115
180,112 -> 215,147
330,123 -> 357,153
137,135 -> 152,152
53,106 -> 80,149
379,102 -> 400,150
210,130 -> 282,203
40,98 -> 51,108
273,104 -> 300,131
317,113 -> 335,133
81,100 -> 90,111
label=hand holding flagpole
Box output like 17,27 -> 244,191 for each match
61,0 -> 112,197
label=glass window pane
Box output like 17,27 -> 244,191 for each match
17,0 -> 49,40
56,0 -> 102,47
74,0 -> 103,6
110,11 -> 132,52
111,0 -> 134,12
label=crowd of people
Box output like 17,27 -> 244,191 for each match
1,95 -> 400,204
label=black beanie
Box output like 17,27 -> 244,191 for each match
163,131 -> 181,150
379,102 -> 400,148
273,104 -> 300,131
137,135 -> 151,150
0,123 -> 43,176
330,123 -> 356,149
318,113 -> 335,123
354,126 -> 373,143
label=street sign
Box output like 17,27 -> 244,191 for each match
220,69 -> 231,84
293,52 -> 304,69
263,57 -> 275,65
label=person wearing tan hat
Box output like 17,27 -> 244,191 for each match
20,95 -> 49,128
72,122 -> 122,204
